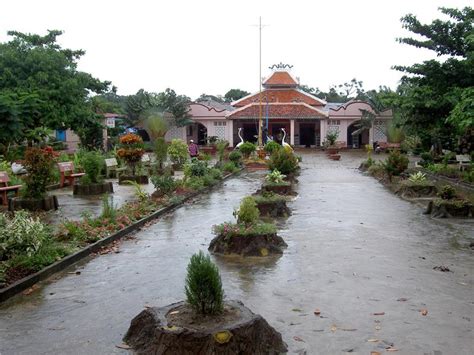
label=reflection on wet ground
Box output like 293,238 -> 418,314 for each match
1,151 -> 473,354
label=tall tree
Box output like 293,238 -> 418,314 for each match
224,89 -> 250,102
0,30 -> 110,151
393,6 -> 474,148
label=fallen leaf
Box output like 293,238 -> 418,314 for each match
367,339 -> 379,343
292,308 -> 302,312
116,343 -> 132,350
314,309 -> 321,316
386,348 -> 399,352
330,325 -> 337,332
370,352 -> 381,355
421,309 -> 428,316
396,298 -> 408,302
293,336 -> 305,342
372,312 -> 385,316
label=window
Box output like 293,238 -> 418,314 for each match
213,121 -> 227,126
56,130 -> 66,142
328,120 -> 340,126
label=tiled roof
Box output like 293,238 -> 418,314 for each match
234,89 -> 324,107
263,71 -> 298,87
227,103 -> 327,119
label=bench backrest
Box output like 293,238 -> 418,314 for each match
0,171 -> 10,185
456,155 -> 471,163
58,162 -> 74,173
105,158 -> 118,167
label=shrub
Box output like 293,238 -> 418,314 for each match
154,137 -> 168,170
216,140 -> 229,162
185,251 -> 224,315
0,159 -> 22,186
266,169 -> 286,184
401,135 -> 422,154
228,150 -> 242,166
235,196 -> 259,225
438,185 -> 457,200
184,177 -> 205,191
387,123 -> 405,143
213,221 -> 277,238
117,133 -> 145,175
408,172 -> 427,183
326,129 -> 339,146
151,174 -> 177,196
0,211 -> 49,259
101,195 -> 117,222
222,161 -> 238,173
239,142 -> 257,157
80,151 -> 104,184
382,150 -> 409,177
209,168 -> 223,181
184,158 -> 208,178
264,141 -> 282,154
420,152 -> 434,167
168,139 -> 188,168
367,163 -> 385,178
202,174 -> 216,187
268,148 -> 299,175
22,146 -> 57,199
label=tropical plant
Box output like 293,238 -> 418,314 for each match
216,140 -> 229,162
184,158 -> 208,178
325,129 -> 339,146
381,150 -> 409,178
185,251 -> 224,315
408,172 -> 427,183
80,151 -> 104,184
154,137 -> 168,170
234,196 -> 259,225
228,150 -> 242,166
238,142 -> 257,158
387,123 -> 405,143
438,185 -> 457,200
145,111 -> 169,139
22,146 -> 57,199
100,195 -> 117,222
402,135 -> 423,154
266,169 -> 286,184
167,139 -> 188,168
117,133 -> 145,175
125,180 -> 150,202
222,161 -> 238,173
0,211 -> 49,259
264,141 -> 282,154
268,149 -> 299,175
151,173 -> 177,196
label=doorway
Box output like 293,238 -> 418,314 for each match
197,123 -> 207,145
347,121 -> 369,148
299,123 -> 315,147
242,124 -> 258,143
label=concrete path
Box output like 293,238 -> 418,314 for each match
1,151 -> 473,354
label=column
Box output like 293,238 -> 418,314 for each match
228,120 -> 233,146
290,119 -> 295,146
320,120 -> 326,146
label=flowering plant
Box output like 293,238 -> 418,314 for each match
22,146 -> 58,199
117,133 -> 145,175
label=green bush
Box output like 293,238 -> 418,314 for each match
22,147 -> 57,199
408,172 -> 427,183
420,152 -> 434,167
151,173 -> 177,196
325,130 -> 339,146
0,211 -> 50,259
154,137 -> 168,170
266,169 -> 286,184
268,148 -> 299,175
202,174 -> 216,187
185,251 -> 224,315
367,163 -> 385,178
0,159 -> 22,186
213,221 -> 277,238
438,185 -> 457,200
382,150 -> 409,177
209,168 -> 223,181
235,196 -> 259,225
264,141 -> 282,154
222,161 -> 238,173
168,139 -> 188,168
100,195 -> 117,221
80,151 -> 104,184
239,142 -> 257,157
216,140 -> 229,162
184,177 -> 205,191
184,158 -> 208,178
228,150 -> 242,165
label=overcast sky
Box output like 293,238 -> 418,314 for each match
1,0 -> 471,99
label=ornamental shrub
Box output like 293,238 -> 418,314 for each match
222,161 -> 238,174
216,140 -> 229,162
22,146 -> 57,199
154,137 -> 168,170
325,129 -> 339,146
238,142 -> 257,158
264,141 -> 282,154
151,173 -> 177,196
382,150 -> 409,177
185,251 -> 224,315
209,168 -> 223,181
228,150 -> 242,166
438,185 -> 457,200
184,158 -> 208,178
168,139 -> 188,168
265,169 -> 286,184
235,196 -> 259,225
117,133 -> 145,175
80,151 -> 104,184
268,148 -> 299,175
0,211 -> 49,260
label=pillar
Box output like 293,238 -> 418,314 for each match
290,119 -> 295,146
228,120 -> 233,146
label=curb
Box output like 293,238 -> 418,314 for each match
0,170 -> 240,303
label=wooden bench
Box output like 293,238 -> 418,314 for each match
105,158 -> 127,178
456,154 -> 471,171
0,171 -> 22,206
58,162 -> 85,187
141,153 -> 158,172
378,142 -> 401,152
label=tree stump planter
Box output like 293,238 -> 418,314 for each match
262,183 -> 292,195
124,300 -> 287,355
427,199 -> 473,218
209,232 -> 287,257
118,175 -> 149,185
398,183 -> 437,198
255,200 -> 291,218
9,195 -> 58,212
326,147 -> 339,155
328,154 -> 341,161
73,182 -> 114,196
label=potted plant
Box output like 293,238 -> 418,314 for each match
201,135 -> 219,155
117,133 -> 148,184
262,169 -> 292,195
167,139 -> 188,170
123,251 -> 287,353
73,151 -> 113,195
238,142 -> 257,159
325,129 -> 340,156
427,185 -> 473,218
9,146 -> 59,211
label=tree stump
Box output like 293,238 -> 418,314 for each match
209,232 -> 287,257
9,195 -> 58,211
73,182 -> 113,195
124,300 -> 287,355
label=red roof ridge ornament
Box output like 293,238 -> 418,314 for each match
263,66 -> 298,88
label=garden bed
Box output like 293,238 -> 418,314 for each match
118,175 -> 149,185
9,195 -> 59,212
427,199 -> 473,218
262,182 -> 292,195
0,170 -> 241,303
73,181 -> 114,196
253,194 -> 291,218
124,300 -> 287,355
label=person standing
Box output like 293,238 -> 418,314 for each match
188,139 -> 199,158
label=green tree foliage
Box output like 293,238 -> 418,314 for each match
197,93 -> 225,103
224,89 -> 250,102
0,30 -> 110,151
185,251 -> 224,315
300,79 -> 366,102
235,196 -> 259,225
392,7 -> 474,148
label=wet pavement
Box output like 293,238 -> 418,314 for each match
1,151 -> 473,354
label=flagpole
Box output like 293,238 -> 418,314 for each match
258,16 -> 263,148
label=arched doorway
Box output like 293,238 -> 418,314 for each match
347,121 -> 369,148
197,123 -> 207,145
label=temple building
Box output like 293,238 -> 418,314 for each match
168,67 -> 393,148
